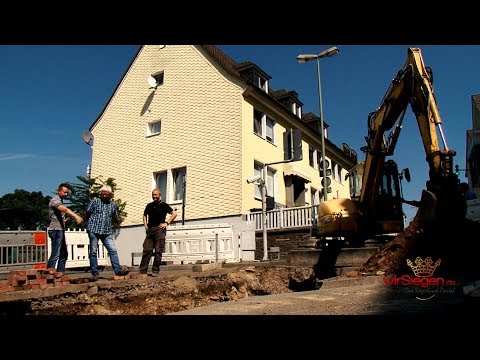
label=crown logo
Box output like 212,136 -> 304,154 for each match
406,256 -> 441,277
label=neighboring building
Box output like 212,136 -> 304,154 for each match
87,45 -> 355,264
467,94 -> 480,198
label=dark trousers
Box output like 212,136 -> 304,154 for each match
139,227 -> 166,273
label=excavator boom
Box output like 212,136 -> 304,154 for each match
361,48 -> 453,213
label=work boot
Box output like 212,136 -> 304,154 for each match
116,266 -> 130,276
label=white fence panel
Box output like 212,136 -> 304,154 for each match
162,223 -> 235,264
247,205 -> 318,231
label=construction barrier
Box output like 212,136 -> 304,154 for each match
162,223 -> 235,264
0,230 -> 109,274
0,231 -> 47,274
48,229 -> 109,270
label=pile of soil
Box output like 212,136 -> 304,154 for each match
357,210 -> 480,284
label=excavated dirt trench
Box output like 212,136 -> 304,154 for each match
18,266 -> 316,315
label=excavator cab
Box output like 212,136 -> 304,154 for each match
346,159 -> 406,237
348,159 -> 405,221
374,160 -> 404,223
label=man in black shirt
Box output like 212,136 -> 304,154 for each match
139,188 -> 177,276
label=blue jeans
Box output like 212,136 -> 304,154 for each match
47,230 -> 68,274
87,231 -> 122,275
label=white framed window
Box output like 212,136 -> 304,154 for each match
254,162 -> 263,199
253,161 -> 275,200
154,171 -> 167,201
253,109 -> 275,144
332,162 -> 337,181
317,151 -> 323,172
172,167 -> 186,202
311,187 -> 319,206
337,164 -> 343,184
254,110 -> 262,136
309,145 -> 319,169
266,116 -> 275,143
266,167 -> 276,198
147,120 -> 161,136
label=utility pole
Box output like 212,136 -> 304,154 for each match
261,165 -> 268,261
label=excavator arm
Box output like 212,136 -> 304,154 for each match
360,47 -> 455,216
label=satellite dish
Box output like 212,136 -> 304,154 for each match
82,131 -> 94,146
147,75 -> 158,89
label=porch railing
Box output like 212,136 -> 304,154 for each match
247,205 -> 319,231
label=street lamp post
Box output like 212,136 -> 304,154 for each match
297,46 -> 339,201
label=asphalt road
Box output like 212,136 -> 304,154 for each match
171,276 -> 480,316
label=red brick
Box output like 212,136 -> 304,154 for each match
25,269 -> 39,277
0,286 -> 15,293
29,278 -> 47,285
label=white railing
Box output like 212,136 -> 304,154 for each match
247,205 -> 319,231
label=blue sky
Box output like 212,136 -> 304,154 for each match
1,45 -> 479,223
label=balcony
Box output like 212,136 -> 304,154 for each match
247,205 -> 319,231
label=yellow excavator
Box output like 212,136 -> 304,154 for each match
313,47 -> 463,247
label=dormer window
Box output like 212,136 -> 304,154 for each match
271,89 -> 304,117
254,74 -> 268,92
237,62 -> 271,94
291,102 -> 302,118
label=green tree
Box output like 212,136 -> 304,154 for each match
0,190 -> 51,230
66,175 -> 127,229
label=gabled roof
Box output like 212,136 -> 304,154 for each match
302,111 -> 329,128
270,89 -> 304,107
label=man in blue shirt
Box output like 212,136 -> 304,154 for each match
86,185 -> 129,281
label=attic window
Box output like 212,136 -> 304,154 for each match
291,102 -> 302,117
147,120 -> 161,136
152,72 -> 164,86
254,74 -> 268,93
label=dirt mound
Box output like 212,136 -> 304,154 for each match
357,212 -> 480,283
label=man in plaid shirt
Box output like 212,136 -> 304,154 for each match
86,185 -> 129,281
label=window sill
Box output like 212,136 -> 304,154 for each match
146,133 -> 161,138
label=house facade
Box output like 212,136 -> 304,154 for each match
467,94 -> 480,198
87,45 -> 355,264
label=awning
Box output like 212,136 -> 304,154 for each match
283,164 -> 311,183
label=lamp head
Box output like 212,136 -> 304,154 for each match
297,54 -> 318,63
318,46 -> 339,58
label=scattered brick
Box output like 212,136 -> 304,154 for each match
0,286 -> 15,293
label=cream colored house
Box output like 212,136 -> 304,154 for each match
88,45 -> 355,263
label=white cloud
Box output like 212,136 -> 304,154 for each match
0,153 -> 35,161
